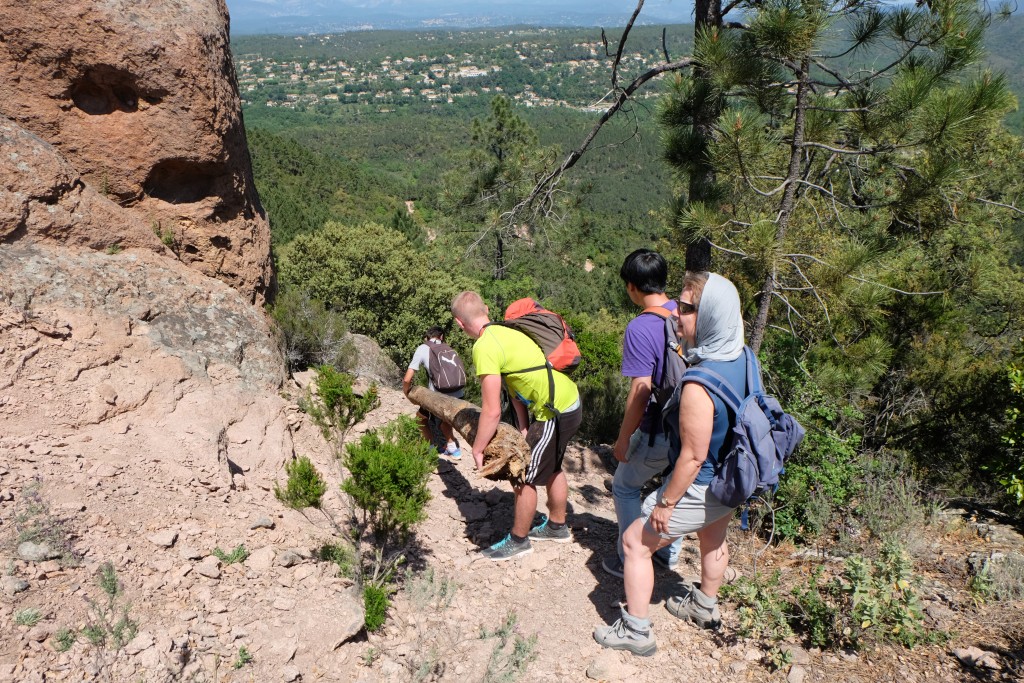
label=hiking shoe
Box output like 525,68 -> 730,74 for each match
601,554 -> 624,579
527,516 -> 571,543
665,583 -> 721,630
443,444 -> 462,459
652,552 -> 679,572
593,611 -> 657,656
480,534 -> 533,562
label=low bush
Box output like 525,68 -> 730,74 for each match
274,456 -> 327,510
271,288 -> 355,372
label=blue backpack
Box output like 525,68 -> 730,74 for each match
666,347 -> 805,508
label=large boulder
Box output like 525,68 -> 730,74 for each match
0,0 -> 272,304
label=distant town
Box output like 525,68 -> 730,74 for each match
232,27 -> 681,112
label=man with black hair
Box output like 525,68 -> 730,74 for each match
601,249 -> 684,579
403,326 -> 465,458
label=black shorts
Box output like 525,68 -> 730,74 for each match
523,403 -> 582,486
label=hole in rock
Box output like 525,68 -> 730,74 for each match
144,159 -> 225,205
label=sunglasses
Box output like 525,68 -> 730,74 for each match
675,299 -> 698,315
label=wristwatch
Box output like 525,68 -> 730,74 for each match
657,494 -> 676,508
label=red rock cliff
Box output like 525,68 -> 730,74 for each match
0,0 -> 272,304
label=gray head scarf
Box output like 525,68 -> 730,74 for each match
684,272 -> 745,364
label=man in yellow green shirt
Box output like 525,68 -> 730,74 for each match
451,291 -> 583,561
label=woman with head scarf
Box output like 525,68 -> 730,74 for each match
595,271 -> 746,656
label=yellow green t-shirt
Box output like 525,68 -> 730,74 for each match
473,324 -> 580,421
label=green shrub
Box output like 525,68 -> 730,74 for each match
83,562 -> 138,650
318,542 -> 356,578
278,221 -> 471,366
576,369 -> 629,445
720,572 -> 794,642
481,611 -> 538,683
212,545 -> 249,565
363,584 -> 391,632
998,352 -> 1024,504
271,288 -> 355,372
14,608 -> 41,627
233,645 -> 254,669
306,366 -> 379,453
342,415 -> 437,546
54,627 -> 76,652
274,456 -> 328,509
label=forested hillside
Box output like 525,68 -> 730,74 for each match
235,6 -> 1024,672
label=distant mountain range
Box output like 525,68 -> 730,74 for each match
226,0 -> 697,34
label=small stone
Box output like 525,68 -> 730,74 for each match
88,463 -> 118,478
788,664 -> 807,683
195,558 -> 221,579
18,541 -> 59,562
282,665 -> 301,682
0,489 -> 13,502
148,530 -> 178,548
247,546 -> 275,571
179,546 -> 203,560
97,384 -> 117,405
276,551 -> 301,568
954,647 -> 1001,671
729,661 -> 748,674
1,577 -> 29,595
461,501 -> 489,522
250,516 -> 275,530
273,597 -> 296,611
27,625 -> 52,642
125,632 -> 155,655
787,646 -> 811,665
586,651 -> 634,681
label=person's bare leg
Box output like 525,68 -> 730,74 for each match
440,419 -> 455,445
544,471 -> 568,524
511,483 -> 538,538
622,519 -> 674,620
695,514 -> 731,597
416,412 -> 433,445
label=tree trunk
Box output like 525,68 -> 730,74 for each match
407,386 -> 529,484
749,59 -> 811,353
684,0 -> 723,274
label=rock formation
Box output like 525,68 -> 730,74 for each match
0,0 -> 272,304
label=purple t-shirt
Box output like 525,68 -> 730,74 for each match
621,299 -> 678,434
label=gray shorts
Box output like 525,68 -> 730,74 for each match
640,480 -> 735,539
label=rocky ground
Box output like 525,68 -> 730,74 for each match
0,241 -> 1021,681
2,365 -> 1023,682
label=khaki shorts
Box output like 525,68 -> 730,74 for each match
640,480 -> 735,539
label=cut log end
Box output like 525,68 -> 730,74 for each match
407,385 -> 528,484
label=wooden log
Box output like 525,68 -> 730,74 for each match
407,385 -> 528,484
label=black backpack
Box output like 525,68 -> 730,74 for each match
427,341 -> 466,393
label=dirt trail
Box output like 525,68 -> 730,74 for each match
2,375 -> 1022,682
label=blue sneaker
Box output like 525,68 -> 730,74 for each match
527,515 -> 571,543
480,534 -> 533,561
444,444 -> 462,459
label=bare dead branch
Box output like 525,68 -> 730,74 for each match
611,0 -> 646,90
976,196 -> 1024,216
510,56 -> 695,223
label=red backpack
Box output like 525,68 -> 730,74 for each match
499,298 -> 581,372
487,298 -> 581,419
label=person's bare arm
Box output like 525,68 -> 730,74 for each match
613,375 -> 652,463
649,383 -> 714,534
472,374 -> 502,469
402,368 -> 416,396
